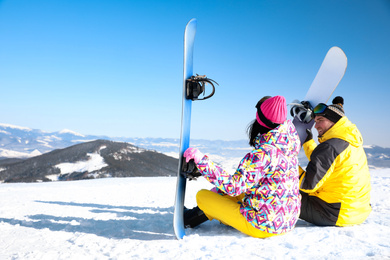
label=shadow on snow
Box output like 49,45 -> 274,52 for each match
0,200 -> 176,241
0,201 -> 316,240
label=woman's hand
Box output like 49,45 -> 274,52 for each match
183,147 -> 204,164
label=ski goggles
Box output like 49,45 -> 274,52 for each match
311,103 -> 328,118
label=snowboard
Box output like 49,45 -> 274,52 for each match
291,47 -> 347,144
173,19 -> 218,239
173,18 -> 197,240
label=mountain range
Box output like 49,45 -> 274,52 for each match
0,123 -> 250,159
0,139 -> 178,183
0,123 -> 388,182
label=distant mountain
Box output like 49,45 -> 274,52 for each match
364,145 -> 390,169
0,123 -> 389,183
0,123 -> 104,158
105,139 -> 390,170
0,139 -> 178,183
0,123 -> 252,160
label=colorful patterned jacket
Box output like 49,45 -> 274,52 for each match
196,120 -> 301,234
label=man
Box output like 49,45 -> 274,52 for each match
299,96 -> 371,226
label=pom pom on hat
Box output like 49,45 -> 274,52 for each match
332,96 -> 344,106
256,95 -> 287,129
326,96 -> 345,123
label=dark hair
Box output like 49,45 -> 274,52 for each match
247,120 -> 270,147
247,96 -> 271,147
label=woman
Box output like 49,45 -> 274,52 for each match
184,95 -> 301,238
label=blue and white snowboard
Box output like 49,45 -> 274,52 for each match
173,18 -> 197,240
291,47 -> 348,144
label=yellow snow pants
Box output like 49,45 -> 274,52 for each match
196,189 -> 278,238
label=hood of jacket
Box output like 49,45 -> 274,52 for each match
318,116 -> 363,148
254,119 -> 300,157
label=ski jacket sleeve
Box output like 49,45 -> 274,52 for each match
196,151 -> 271,197
303,139 -> 317,160
300,141 -> 340,193
300,138 -> 350,194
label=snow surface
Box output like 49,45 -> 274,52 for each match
0,123 -> 32,131
0,169 -> 389,259
55,151 -> 108,176
58,129 -> 85,137
0,148 -> 42,158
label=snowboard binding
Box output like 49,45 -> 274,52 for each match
181,158 -> 201,181
289,100 -> 314,124
185,75 -> 219,101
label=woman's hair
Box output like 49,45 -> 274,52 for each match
247,96 -> 271,147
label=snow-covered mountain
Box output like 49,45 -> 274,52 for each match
0,123 -> 389,183
0,123 -> 253,159
0,123 -> 102,158
364,145 -> 390,169
0,139 -> 178,183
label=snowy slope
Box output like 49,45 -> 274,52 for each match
0,168 -> 389,259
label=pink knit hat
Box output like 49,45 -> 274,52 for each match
256,95 -> 287,129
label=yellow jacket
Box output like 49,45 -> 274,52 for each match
300,116 -> 371,226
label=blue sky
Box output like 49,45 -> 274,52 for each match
0,0 -> 389,147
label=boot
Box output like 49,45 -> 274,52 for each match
184,206 -> 208,228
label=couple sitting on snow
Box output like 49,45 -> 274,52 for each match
183,95 -> 371,238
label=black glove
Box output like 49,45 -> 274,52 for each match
181,159 -> 201,181
304,129 -> 313,144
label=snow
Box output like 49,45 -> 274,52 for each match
0,169 -> 389,259
55,151 -> 108,175
39,135 -> 63,145
0,123 -> 32,131
164,151 -> 179,159
0,148 -> 42,158
0,130 -> 10,135
58,129 -> 85,137
29,149 -> 42,157
149,142 -> 179,148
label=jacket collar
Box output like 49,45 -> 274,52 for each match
318,116 -> 363,147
